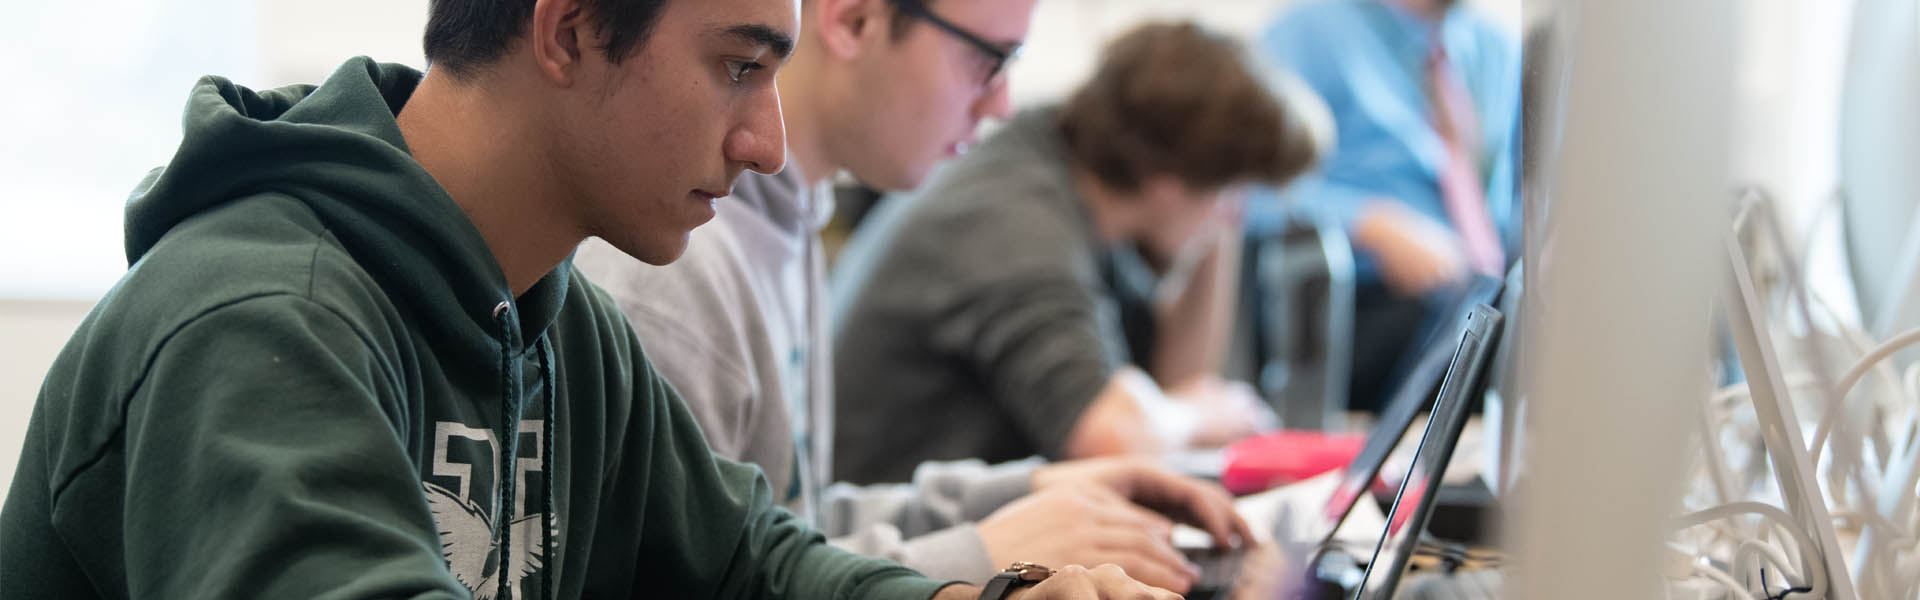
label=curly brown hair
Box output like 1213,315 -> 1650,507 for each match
1059,21 -> 1325,194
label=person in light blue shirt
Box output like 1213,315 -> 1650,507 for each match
1255,0 -> 1520,409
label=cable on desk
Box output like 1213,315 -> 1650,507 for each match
1672,501 -> 1827,600
1761,567 -> 1814,600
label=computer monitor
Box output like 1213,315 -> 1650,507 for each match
1353,304 -> 1503,600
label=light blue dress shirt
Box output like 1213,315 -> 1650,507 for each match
1252,0 -> 1521,281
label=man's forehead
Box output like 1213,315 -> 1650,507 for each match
687,0 -> 801,29
671,0 -> 801,41
706,23 -> 797,59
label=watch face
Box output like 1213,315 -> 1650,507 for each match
1008,562 -> 1053,582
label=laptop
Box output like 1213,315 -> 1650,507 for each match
1184,279 -> 1502,600
1351,304 -> 1504,600
1298,277 -> 1504,549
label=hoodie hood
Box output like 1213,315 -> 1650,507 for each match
125,57 -> 570,366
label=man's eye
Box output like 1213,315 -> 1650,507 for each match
727,60 -> 767,83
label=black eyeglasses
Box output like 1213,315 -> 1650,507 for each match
889,0 -> 1023,87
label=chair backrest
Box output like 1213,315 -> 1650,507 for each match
1238,213 -> 1355,431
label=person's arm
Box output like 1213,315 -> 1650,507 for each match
816,456 -> 1251,593
820,459 -> 1040,538
1143,209 -> 1244,387
930,565 -> 1182,600
1353,201 -> 1469,296
1062,367 -> 1276,457
814,458 -> 1205,590
1278,160 -> 1473,296
626,348 -> 951,599
1059,370 -> 1164,458
936,268 -> 1130,462
817,459 -> 1036,582
114,296 -> 467,598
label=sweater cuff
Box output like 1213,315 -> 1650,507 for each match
901,524 -> 1000,583
959,459 -> 1039,522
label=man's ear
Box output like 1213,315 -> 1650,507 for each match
529,0 -> 592,87
814,0 -> 884,59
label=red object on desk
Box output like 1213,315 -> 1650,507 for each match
1220,430 -> 1368,495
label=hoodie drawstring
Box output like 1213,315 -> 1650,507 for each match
491,301 -> 558,600
537,337 -> 557,600
490,302 -> 521,600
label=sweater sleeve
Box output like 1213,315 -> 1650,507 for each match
818,458 -> 1040,582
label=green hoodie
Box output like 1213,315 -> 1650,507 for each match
0,58 -> 949,600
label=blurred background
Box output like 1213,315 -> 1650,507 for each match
0,0 -> 1516,500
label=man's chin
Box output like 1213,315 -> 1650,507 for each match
618,235 -> 691,267
863,164 -> 932,194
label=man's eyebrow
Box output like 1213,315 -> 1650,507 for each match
715,24 -> 796,60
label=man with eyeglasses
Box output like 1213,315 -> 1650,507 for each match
576,0 -> 1247,595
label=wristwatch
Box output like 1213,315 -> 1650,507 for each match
979,562 -> 1053,600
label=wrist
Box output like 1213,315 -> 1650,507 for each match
979,562 -> 1055,600
932,583 -> 982,600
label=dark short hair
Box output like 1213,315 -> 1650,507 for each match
1058,22 -> 1323,193
424,0 -> 671,80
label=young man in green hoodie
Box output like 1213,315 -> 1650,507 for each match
0,0 -> 1176,598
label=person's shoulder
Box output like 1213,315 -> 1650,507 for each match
50,193 -> 397,420
572,230 -> 756,343
1455,5 -> 1514,37
1270,0 -> 1367,37
559,255 -> 753,372
916,135 -> 1077,236
112,193 -> 389,335
1455,9 -> 1519,64
556,267 -> 755,431
558,264 -> 641,353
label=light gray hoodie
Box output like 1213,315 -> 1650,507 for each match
573,161 -> 1034,582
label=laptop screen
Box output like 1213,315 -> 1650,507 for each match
1353,304 -> 1504,600
1316,276 -> 1504,539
